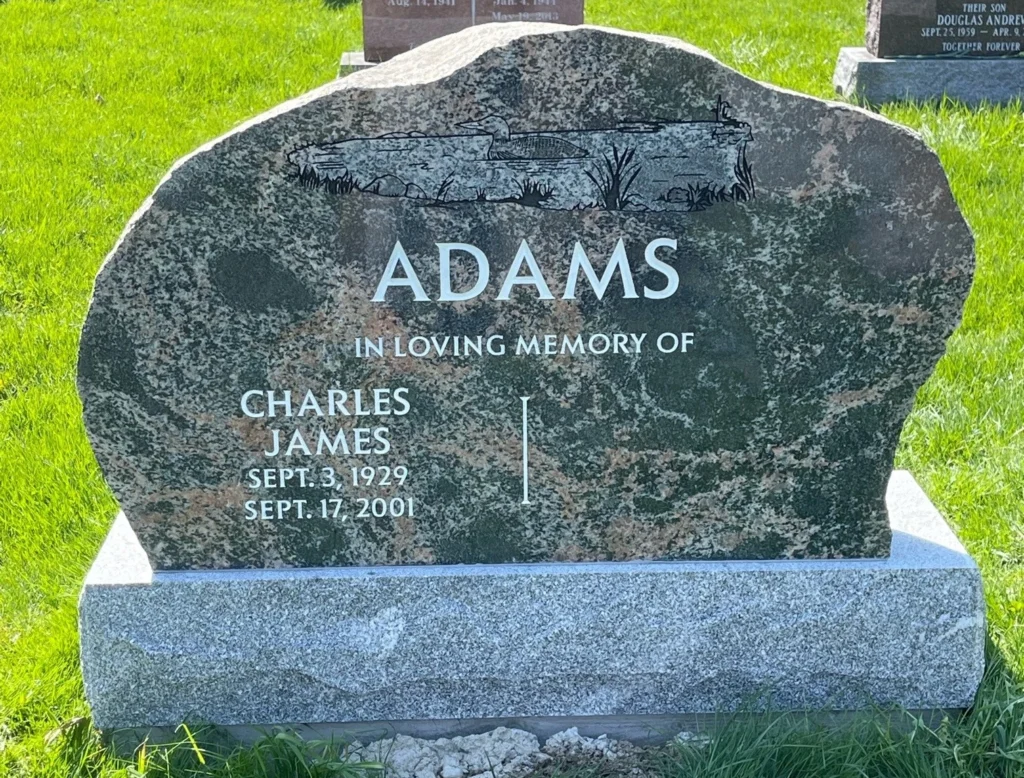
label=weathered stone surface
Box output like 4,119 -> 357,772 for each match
78,24 -> 974,571
78,472 -> 985,728
362,0 -> 584,62
867,0 -> 1024,57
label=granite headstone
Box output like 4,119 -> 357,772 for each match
836,0 -> 1024,104
362,0 -> 584,62
79,24 -> 974,571
868,0 -> 1024,57
78,24 -> 984,735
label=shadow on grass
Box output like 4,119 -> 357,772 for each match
323,0 -> 359,9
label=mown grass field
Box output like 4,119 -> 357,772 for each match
1,0 -> 1023,775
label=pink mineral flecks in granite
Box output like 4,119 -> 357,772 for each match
78,25 -> 974,570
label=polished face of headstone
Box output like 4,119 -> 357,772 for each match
867,0 -> 1024,57
78,24 -> 974,570
362,0 -> 584,61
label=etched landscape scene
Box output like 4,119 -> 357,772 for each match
290,99 -> 755,212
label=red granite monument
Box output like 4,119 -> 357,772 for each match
361,0 -> 584,62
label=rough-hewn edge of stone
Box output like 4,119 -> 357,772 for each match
866,0 -> 883,56
78,25 -> 968,463
76,25 -> 976,571
80,470 -> 985,729
84,26 -> 939,291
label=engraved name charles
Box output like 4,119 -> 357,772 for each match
242,234 -> 694,457
236,234 -> 696,522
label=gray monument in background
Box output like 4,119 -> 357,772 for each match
78,24 -> 984,742
835,0 -> 1024,104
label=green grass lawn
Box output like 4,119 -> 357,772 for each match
1,0 -> 1023,775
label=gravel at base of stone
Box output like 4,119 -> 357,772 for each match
348,727 -> 666,778
543,728 -> 629,760
673,731 -> 711,749
349,728 -> 550,778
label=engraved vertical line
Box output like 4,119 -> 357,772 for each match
521,396 -> 530,505
471,0 -> 476,25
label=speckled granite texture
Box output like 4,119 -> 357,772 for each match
78,24 -> 974,570
80,471 -> 984,729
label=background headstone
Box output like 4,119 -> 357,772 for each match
362,0 -> 584,62
868,0 -> 1024,57
79,24 -> 973,571
836,0 -> 1024,104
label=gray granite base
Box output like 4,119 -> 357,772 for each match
109,709 -> 958,751
339,51 -> 378,72
834,47 -> 1024,105
80,471 -> 984,733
